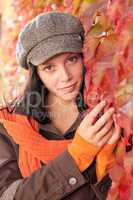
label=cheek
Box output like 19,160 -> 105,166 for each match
72,64 -> 83,80
38,73 -> 59,91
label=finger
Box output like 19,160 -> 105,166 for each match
93,107 -> 115,133
97,129 -> 113,147
107,122 -> 121,145
83,100 -> 106,126
95,119 -> 113,141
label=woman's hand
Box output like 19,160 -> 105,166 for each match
77,100 -> 115,148
107,116 -> 121,144
68,100 -> 120,173
96,120 -> 122,180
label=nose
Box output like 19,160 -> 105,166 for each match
60,67 -> 72,82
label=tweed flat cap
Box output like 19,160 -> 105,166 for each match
16,11 -> 85,69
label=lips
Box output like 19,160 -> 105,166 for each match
61,83 -> 76,89
60,83 -> 77,93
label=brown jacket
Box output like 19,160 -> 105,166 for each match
0,106 -> 112,200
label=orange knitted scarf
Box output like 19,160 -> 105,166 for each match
0,108 -> 72,177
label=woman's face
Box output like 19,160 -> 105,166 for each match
37,52 -> 84,103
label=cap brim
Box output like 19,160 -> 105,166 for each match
27,34 -> 83,66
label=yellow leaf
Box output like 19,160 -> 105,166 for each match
84,0 -> 97,3
72,0 -> 83,14
125,84 -> 133,94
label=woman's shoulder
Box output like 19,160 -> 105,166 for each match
0,104 -> 39,135
0,106 -> 20,159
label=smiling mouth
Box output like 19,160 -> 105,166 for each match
60,83 -> 77,93
61,83 -> 77,89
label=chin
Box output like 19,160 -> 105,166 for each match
60,91 -> 79,102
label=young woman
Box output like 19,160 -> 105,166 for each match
0,12 -> 121,200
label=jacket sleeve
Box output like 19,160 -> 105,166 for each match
0,123 -> 87,200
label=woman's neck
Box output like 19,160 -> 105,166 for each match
45,93 -> 79,121
46,93 -> 77,110
45,93 -> 79,134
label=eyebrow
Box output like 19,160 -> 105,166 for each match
41,53 -> 78,66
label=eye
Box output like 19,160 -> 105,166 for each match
43,65 -> 55,72
67,55 -> 80,64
